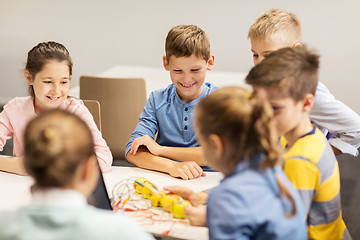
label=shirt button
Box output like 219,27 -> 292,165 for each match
184,126 -> 188,130
185,107 -> 188,111
184,117 -> 188,121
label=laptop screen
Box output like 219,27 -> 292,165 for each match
87,164 -> 113,210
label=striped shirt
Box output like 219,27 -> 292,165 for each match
282,124 -> 350,240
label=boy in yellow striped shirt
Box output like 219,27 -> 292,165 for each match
245,46 -> 350,240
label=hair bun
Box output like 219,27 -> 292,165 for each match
42,127 -> 63,156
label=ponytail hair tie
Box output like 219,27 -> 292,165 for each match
246,91 -> 252,99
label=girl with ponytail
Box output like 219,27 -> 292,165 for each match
196,87 -> 306,240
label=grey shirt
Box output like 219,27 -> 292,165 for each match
310,82 -> 360,156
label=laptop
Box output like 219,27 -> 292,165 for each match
152,233 -> 187,240
87,164 -> 113,210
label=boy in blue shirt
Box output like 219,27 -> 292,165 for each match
126,25 -> 216,180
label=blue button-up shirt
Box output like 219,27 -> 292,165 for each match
125,82 -> 217,159
207,153 -> 307,240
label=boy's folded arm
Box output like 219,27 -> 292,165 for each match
159,146 -> 208,166
127,135 -> 207,166
126,146 -> 204,180
128,135 -> 161,155
126,147 -> 172,172
310,82 -> 360,155
125,94 -> 159,157
329,138 -> 359,157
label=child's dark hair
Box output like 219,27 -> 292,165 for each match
195,87 -> 296,217
26,41 -> 73,97
24,109 -> 95,189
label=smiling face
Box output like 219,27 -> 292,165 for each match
164,54 -> 214,103
26,60 -> 70,113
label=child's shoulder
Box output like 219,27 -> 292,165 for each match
204,82 -> 218,96
151,83 -> 176,96
3,96 -> 33,113
219,166 -> 269,194
81,206 -> 152,238
5,96 -> 32,107
147,83 -> 177,105
288,127 -> 333,164
210,169 -> 272,211
61,97 -> 86,113
204,82 -> 217,90
12,205 -> 150,240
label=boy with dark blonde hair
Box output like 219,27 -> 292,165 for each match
246,46 -> 350,240
126,25 -> 216,180
165,25 -> 211,63
248,9 -> 360,156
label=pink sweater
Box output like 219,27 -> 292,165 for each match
0,96 -> 113,172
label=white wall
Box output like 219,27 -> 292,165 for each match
1,0 -> 360,113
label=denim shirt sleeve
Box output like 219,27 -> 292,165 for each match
207,186 -> 253,240
310,82 -> 360,156
125,92 -> 158,158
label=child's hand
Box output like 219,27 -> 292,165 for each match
164,186 -> 195,200
129,135 -> 162,155
189,191 -> 208,206
169,161 -> 206,180
164,186 -> 208,206
184,204 -> 207,226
